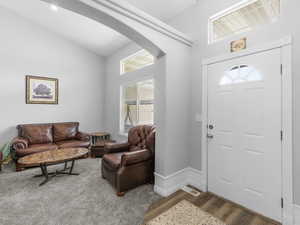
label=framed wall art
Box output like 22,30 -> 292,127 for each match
231,38 -> 247,52
26,75 -> 58,104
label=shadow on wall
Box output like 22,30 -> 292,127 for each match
0,126 -> 16,147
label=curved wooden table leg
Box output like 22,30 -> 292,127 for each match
39,164 -> 50,186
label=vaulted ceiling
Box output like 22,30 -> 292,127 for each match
124,0 -> 197,21
0,0 -> 197,56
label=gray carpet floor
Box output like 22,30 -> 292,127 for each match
0,159 -> 161,225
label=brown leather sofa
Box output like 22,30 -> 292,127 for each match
12,122 -> 90,171
102,125 -> 155,196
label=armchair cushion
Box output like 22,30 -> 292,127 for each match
53,123 -> 78,142
105,142 -> 130,154
16,144 -> 58,157
12,137 -> 29,150
56,140 -> 90,148
102,152 -> 123,170
76,132 -> 90,142
128,125 -> 156,152
101,125 -> 155,194
121,149 -> 152,167
19,124 -> 53,145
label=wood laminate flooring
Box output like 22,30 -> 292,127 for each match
144,190 -> 281,225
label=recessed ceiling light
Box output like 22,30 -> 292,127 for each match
50,4 -> 58,12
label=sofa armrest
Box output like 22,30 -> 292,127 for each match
12,137 -> 28,150
105,142 -> 130,154
76,132 -> 90,142
121,149 -> 152,167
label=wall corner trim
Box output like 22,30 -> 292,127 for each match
154,167 -> 205,197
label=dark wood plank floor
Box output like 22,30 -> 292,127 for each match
144,190 -> 281,225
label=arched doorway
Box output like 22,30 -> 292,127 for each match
42,0 -> 193,192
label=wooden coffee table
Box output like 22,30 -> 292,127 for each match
18,148 -> 89,186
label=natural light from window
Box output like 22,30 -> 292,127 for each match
220,65 -> 263,85
120,50 -> 154,75
209,0 -> 280,43
121,79 -> 154,133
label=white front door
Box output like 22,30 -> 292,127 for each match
207,48 -> 282,221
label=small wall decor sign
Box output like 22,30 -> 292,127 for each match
26,75 -> 58,104
231,38 -> 247,52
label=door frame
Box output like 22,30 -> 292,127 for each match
201,36 -> 293,225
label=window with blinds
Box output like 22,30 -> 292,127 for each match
120,79 -> 154,134
209,0 -> 280,43
120,50 -> 154,75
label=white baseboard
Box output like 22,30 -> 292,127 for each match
294,204 -> 300,225
154,168 -> 188,197
281,202 -> 294,225
186,167 -> 206,191
154,169 -> 300,225
154,167 -> 204,197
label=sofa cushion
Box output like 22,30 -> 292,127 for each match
16,144 -> 58,157
56,140 -> 89,148
20,124 -> 53,145
102,153 -> 123,170
53,123 -> 78,142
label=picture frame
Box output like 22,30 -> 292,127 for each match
231,38 -> 247,52
26,75 -> 59,104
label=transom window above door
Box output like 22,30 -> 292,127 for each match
219,65 -> 263,85
209,0 -> 280,43
120,50 -> 154,75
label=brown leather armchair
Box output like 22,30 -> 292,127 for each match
12,122 -> 90,171
101,125 -> 155,196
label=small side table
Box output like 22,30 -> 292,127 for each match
89,132 -> 115,158
90,132 -> 111,145
90,140 -> 116,158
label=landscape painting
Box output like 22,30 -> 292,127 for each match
26,75 -> 58,104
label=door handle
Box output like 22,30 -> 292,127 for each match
207,134 -> 214,139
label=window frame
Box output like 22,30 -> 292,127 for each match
119,78 -> 155,135
120,49 -> 155,75
208,0 -> 280,44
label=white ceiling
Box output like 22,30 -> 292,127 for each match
124,0 -> 197,21
0,0 -> 197,57
0,0 -> 130,56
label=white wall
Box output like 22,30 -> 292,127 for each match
104,43 -> 155,142
0,7 -> 105,146
167,0 -> 300,204
105,42 -> 191,176
50,0 -> 193,180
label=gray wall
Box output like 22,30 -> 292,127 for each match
104,43 -> 155,142
0,7 -> 106,146
167,0 -> 300,204
105,42 -> 191,176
